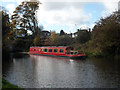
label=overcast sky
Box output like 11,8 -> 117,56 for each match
1,0 -> 119,33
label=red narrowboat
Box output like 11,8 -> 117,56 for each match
29,46 -> 87,59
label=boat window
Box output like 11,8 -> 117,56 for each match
44,49 -> 47,52
59,49 -> 64,53
34,49 -> 36,51
49,49 -> 52,52
65,52 -> 70,54
74,52 -> 77,54
71,52 -> 73,54
54,49 -> 58,53
39,49 -> 41,51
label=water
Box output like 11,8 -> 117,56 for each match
2,53 -> 120,88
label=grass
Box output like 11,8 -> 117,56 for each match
2,78 -> 23,89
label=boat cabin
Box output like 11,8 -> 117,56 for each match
29,46 -> 81,55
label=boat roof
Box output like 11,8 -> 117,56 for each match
30,46 -> 73,49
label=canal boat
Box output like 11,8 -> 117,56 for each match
29,46 -> 87,59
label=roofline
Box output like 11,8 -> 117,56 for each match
30,46 -> 69,47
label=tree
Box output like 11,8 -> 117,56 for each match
92,11 -> 120,55
1,9 -> 10,39
75,30 -> 91,44
48,31 -> 72,46
10,0 -> 41,37
49,31 -> 58,45
33,35 -> 45,46
54,35 -> 72,46
1,8 -> 11,57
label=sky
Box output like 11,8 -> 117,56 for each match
1,0 -> 119,33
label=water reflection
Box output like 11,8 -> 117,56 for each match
2,53 -> 120,88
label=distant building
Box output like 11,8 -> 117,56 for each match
67,29 -> 90,38
60,30 -> 65,36
72,32 -> 78,38
42,30 -> 51,37
41,30 -> 51,45
67,33 -> 77,38
67,33 -> 72,37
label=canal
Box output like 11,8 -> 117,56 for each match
2,53 -> 120,88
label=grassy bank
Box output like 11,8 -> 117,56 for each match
2,78 -> 23,89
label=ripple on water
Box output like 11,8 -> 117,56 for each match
2,53 -> 120,88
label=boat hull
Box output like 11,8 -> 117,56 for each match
29,53 -> 86,59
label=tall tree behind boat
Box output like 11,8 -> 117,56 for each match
10,0 -> 41,38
